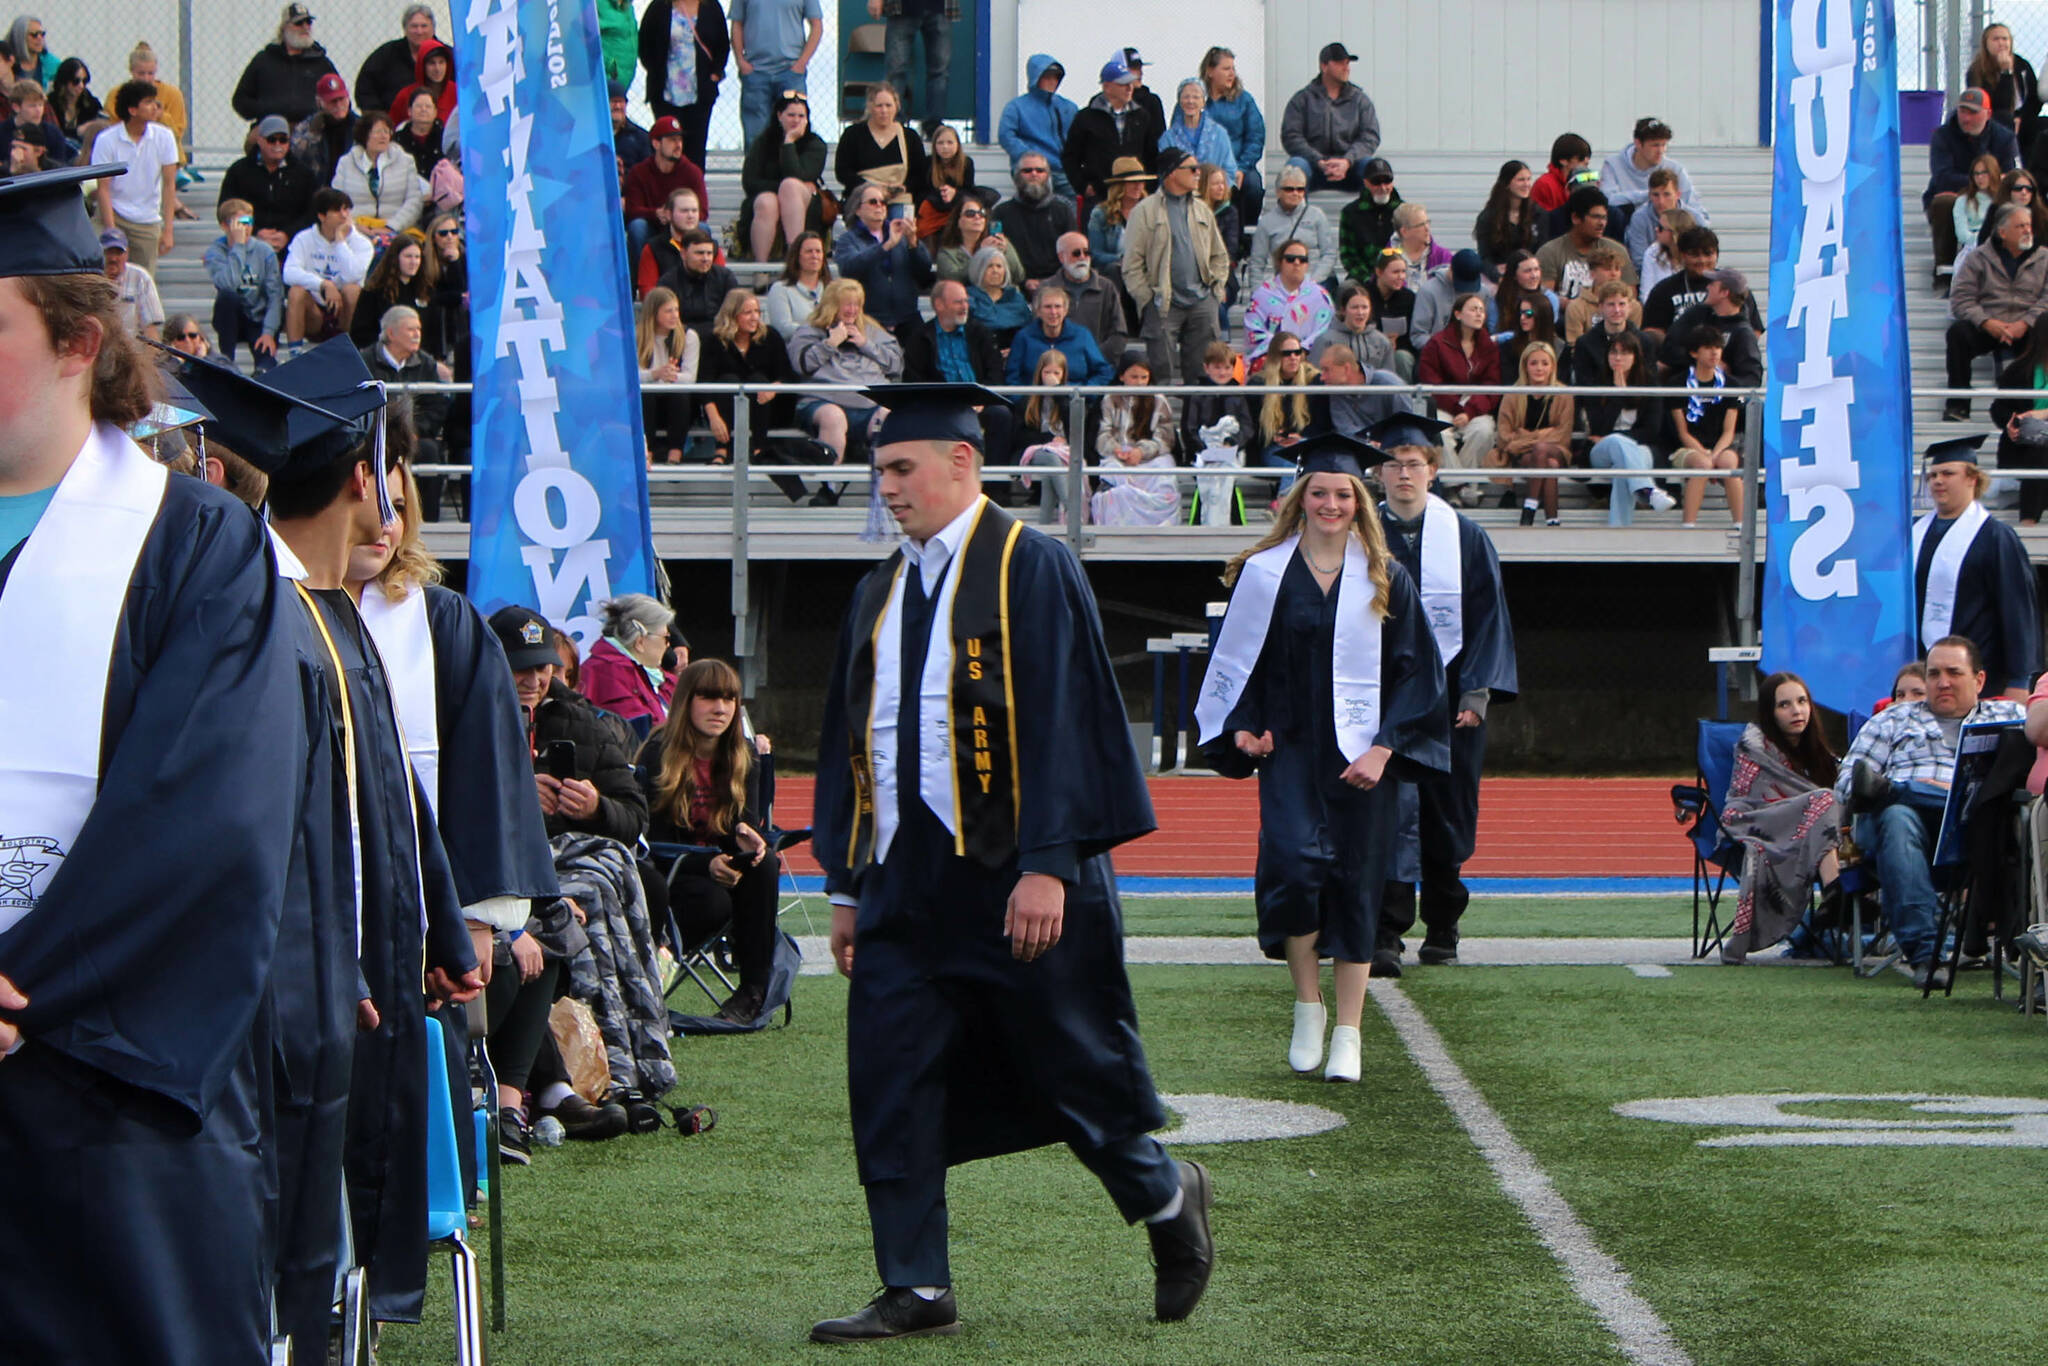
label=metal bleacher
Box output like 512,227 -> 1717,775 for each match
154,138 -> 2030,565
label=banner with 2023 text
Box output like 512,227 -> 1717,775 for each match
1760,0 -> 1916,713
456,0 -> 655,646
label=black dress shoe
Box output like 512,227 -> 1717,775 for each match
1418,940 -> 1459,966
543,1092 -> 629,1141
1371,948 -> 1403,978
810,1288 -> 960,1343
1148,1159 -> 1214,1322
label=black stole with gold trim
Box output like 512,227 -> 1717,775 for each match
844,501 -> 1025,872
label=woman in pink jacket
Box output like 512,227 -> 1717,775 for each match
579,593 -> 683,732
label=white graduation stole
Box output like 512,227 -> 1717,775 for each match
1195,534 -> 1384,761
358,584 -> 442,814
0,425 -> 167,934
1418,494 -> 1464,667
867,503 -> 987,863
1911,500 -> 1989,647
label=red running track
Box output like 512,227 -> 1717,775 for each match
769,776 -> 1691,879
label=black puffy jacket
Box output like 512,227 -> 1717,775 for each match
232,41 -> 340,126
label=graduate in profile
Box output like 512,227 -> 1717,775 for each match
811,383 -> 1215,1343
0,164 -> 302,1362
1196,431 -> 1450,1083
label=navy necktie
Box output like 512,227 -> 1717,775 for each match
897,560 -> 934,812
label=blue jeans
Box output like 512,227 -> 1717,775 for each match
1260,443 -> 1301,495
740,64 -> 804,147
1287,155 -> 1366,193
212,294 -> 277,373
625,216 -> 659,273
1589,434 -> 1653,525
884,13 -> 950,126
1854,785 -> 1949,966
1233,164 -> 1264,247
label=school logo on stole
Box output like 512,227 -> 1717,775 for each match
0,836 -> 64,912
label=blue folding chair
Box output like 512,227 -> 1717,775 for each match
423,1013 -> 486,1366
1670,719 -> 1747,958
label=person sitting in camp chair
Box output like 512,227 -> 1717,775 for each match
1835,636 -> 2025,989
637,658 -> 782,1025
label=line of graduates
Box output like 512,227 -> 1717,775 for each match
0,165 -> 555,1364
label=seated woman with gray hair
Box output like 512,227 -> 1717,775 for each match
578,593 -> 687,734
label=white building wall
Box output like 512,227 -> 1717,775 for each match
990,0 -> 1767,157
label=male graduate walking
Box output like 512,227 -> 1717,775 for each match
811,383 -> 1215,1341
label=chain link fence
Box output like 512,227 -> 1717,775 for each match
69,0 -> 841,161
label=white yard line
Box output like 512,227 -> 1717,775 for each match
1371,981 -> 1694,1366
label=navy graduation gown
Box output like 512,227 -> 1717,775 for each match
1207,554 -> 1449,964
270,583 -> 366,1360
0,477 -> 300,1366
418,584 -> 558,1201
814,525 -> 1166,1186
1382,503 -> 1516,886
1915,511 -> 2042,694
420,584 -> 559,906
311,588 -> 477,1325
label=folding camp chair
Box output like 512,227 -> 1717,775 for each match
753,747 -> 815,934
648,839 -> 741,1011
1669,719 -> 1746,958
423,1014 -> 486,1366
465,996 -> 506,1333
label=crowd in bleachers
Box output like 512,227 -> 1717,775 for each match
0,2 -> 1800,531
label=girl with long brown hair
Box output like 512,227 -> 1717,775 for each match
1196,435 -> 1449,1083
639,658 -> 779,1023
1719,671 -> 1844,964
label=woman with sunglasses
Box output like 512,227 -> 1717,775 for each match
48,56 -> 99,139
638,659 -> 780,1025
738,89 -> 826,262
1976,168 -> 2048,247
1243,237 -> 1334,366
933,191 -> 1020,287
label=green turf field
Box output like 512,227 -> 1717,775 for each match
377,948 -> 2048,1366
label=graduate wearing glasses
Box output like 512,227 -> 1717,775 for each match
1366,413 -> 1517,974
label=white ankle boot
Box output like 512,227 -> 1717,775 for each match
1288,1001 -> 1327,1073
1324,1025 -> 1362,1083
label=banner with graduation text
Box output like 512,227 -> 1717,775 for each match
1760,0 -> 1915,714
456,0 -> 655,646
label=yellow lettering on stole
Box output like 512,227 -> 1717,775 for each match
974,750 -> 992,772
967,638 -> 982,658
968,661 -> 983,680
971,706 -> 988,725
977,774 -> 993,792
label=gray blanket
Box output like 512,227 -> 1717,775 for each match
554,832 -> 676,1097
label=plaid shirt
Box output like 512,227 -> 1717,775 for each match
1832,698 -> 2026,799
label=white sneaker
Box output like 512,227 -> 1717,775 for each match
1324,1025 -> 1362,1083
1646,488 -> 1677,511
1457,483 -> 1482,508
1288,1000 -> 1327,1074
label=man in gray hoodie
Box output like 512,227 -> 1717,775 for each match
1280,43 -> 1380,193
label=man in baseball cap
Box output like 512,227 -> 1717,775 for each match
622,112 -> 710,266
230,0 -> 342,127
1119,46 -> 1164,131
1063,50 -> 1165,204
1282,39 -> 1380,192
295,70 -> 357,184
1925,84 -> 2020,285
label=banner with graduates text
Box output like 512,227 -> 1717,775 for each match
1760,0 -> 1916,713
456,0 -> 655,647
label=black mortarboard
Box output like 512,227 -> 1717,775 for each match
861,383 -> 1010,449
1292,430 -> 1385,482
1364,412 -> 1451,453
1923,432 -> 1990,467
161,338 -> 396,517
0,163 -> 125,278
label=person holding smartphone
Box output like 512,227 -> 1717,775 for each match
637,658 -> 780,1024
490,606 -> 650,846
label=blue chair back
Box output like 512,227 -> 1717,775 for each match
1847,709 -> 1871,746
422,1014 -> 466,1243
1692,719 -> 1748,866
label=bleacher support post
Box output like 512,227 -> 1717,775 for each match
732,401 -> 756,695
1736,394 -> 1762,666
1064,389 -> 1088,555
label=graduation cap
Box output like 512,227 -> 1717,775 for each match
130,371 -> 218,465
0,163 -> 126,278
1364,412 -> 1451,454
1291,430 -> 1387,483
159,338 -> 397,520
860,383 -> 1010,450
1923,432 -> 1990,468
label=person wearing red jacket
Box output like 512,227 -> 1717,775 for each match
1530,131 -> 1591,213
622,115 -> 710,279
389,38 -> 455,121
1415,292 -> 1501,502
